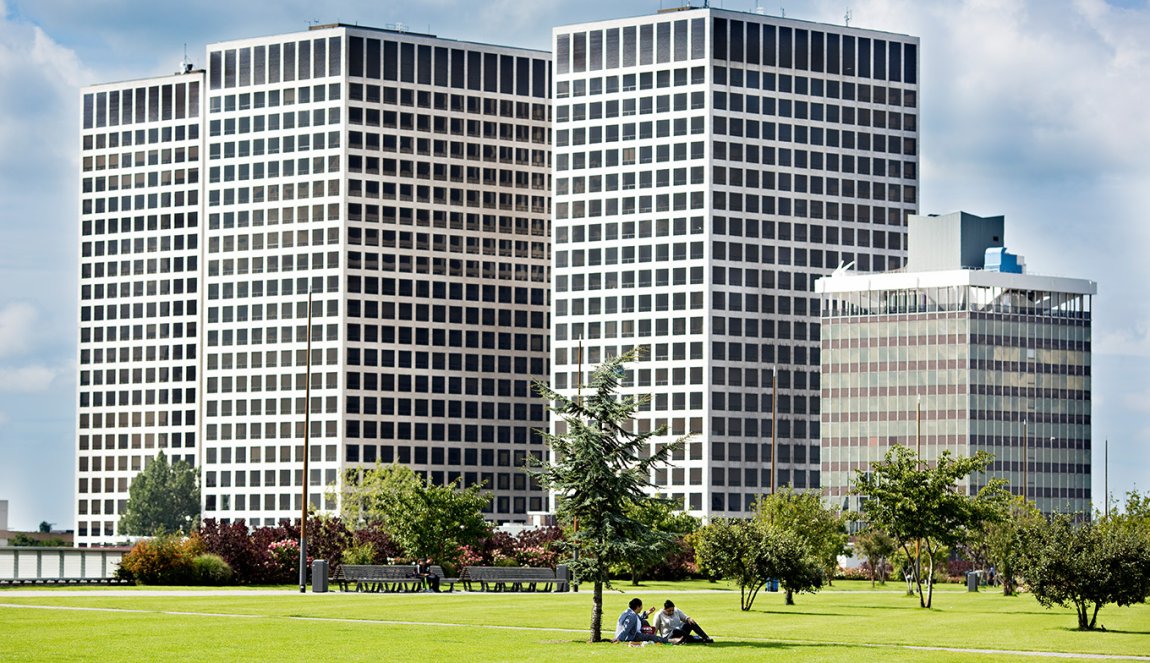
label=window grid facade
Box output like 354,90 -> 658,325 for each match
77,25 -> 552,545
551,8 -> 919,517
77,74 -> 204,545
820,276 -> 1094,516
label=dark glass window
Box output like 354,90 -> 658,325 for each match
713,17 -> 727,60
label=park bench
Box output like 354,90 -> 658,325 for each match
336,564 -> 459,593
462,566 -> 556,592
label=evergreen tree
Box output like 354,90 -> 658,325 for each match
119,451 -> 200,536
531,347 -> 685,642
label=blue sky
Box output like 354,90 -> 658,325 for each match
0,0 -> 1147,531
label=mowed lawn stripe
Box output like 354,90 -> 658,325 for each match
1,581 -> 1147,661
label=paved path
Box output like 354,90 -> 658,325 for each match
2,597 -> 1146,661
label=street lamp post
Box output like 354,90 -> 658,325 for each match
298,290 -> 313,593
770,367 -> 777,494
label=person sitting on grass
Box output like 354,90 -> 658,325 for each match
653,599 -> 713,644
612,598 -> 668,644
414,557 -> 440,593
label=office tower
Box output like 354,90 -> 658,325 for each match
550,7 -> 919,516
77,25 -> 552,546
77,70 -> 204,545
818,212 -> 1095,515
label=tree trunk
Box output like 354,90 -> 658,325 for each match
1089,602 -> 1101,630
785,587 -> 794,605
870,560 -> 876,588
1076,601 -> 1089,630
591,580 -> 603,642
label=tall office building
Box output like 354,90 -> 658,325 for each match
550,7 -> 919,516
77,25 -> 552,546
818,212 -> 1095,515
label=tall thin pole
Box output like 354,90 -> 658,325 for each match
770,367 -> 777,494
916,397 -> 921,460
298,289 -> 313,593
915,397 -> 921,571
572,336 -> 582,593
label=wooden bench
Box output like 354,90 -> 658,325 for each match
462,566 -> 556,592
336,564 -> 459,593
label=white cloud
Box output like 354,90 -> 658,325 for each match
1096,321 -> 1150,358
0,302 -> 37,358
0,364 -> 59,392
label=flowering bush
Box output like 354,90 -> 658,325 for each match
265,539 -> 310,583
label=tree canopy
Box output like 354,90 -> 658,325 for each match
693,516 -> 823,611
119,451 -> 200,536
753,488 -> 848,603
851,445 -> 1007,608
618,495 -> 699,585
336,463 -> 488,568
530,347 -> 685,642
1020,513 -> 1150,630
855,527 -> 897,587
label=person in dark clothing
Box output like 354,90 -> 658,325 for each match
414,558 -> 440,592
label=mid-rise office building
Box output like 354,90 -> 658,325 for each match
76,25 -> 551,546
818,211 -> 1095,515
550,7 -> 919,516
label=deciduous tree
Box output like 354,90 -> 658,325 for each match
855,527 -> 896,587
530,347 -> 685,642
119,451 -> 200,536
618,496 -> 699,585
851,445 -> 1007,608
693,517 -> 823,611
337,463 -> 488,569
754,488 -> 848,603
1020,514 -> 1150,630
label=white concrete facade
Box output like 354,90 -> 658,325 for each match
77,25 -> 551,546
551,8 -> 919,517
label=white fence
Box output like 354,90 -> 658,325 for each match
0,547 -> 126,583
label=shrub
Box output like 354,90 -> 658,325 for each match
199,519 -> 265,584
192,553 -> 233,585
119,535 -> 200,585
266,539 -> 306,583
342,541 -> 376,565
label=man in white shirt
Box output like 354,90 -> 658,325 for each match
652,600 -> 713,644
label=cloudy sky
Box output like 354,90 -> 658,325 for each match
0,0 -> 1147,531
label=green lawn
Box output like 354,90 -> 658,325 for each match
1,580 -> 1147,662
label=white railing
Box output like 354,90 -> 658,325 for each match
0,547 -> 126,583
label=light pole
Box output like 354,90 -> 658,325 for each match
770,367 -> 777,494
298,289 -> 313,593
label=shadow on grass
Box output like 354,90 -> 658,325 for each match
1052,626 -> 1150,636
561,639 -> 830,652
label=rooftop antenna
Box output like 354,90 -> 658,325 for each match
845,9 -> 852,26
179,43 -> 193,74
753,5 -> 766,15
780,5 -> 786,18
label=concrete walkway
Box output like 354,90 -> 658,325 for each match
2,597 -> 1146,661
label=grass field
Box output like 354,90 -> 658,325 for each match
2,580 -> 1147,662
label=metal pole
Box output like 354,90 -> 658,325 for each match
572,336 -> 582,593
299,289 -> 313,593
771,367 -> 777,494
916,397 -> 921,460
